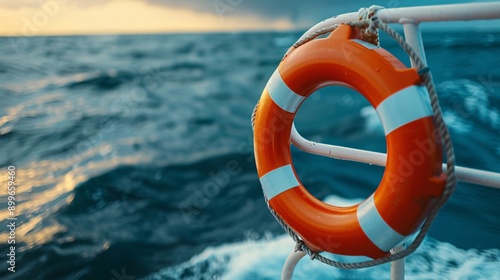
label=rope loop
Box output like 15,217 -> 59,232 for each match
357,5 -> 385,46
294,240 -> 305,252
418,66 -> 431,75
253,8 -> 457,270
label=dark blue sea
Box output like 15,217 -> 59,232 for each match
0,29 -> 499,280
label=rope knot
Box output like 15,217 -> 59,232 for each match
418,66 -> 431,76
309,251 -> 319,260
357,5 -> 385,46
294,240 -> 305,252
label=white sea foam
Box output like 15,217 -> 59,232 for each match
442,110 -> 473,134
360,105 -> 384,134
439,79 -> 500,133
147,195 -> 500,280
359,79 -> 500,135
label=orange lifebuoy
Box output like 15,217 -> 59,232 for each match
253,25 -> 446,259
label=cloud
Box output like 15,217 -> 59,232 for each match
0,0 -> 40,9
3,0 -> 498,31
3,0 -> 493,21
145,0 -> 368,26
2,0 -> 404,27
0,0 -> 112,9
143,0 -> 478,27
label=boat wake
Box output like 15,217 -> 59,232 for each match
147,196 -> 500,280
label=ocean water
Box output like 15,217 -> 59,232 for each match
0,29 -> 499,280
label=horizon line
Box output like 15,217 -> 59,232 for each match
2,25 -> 500,38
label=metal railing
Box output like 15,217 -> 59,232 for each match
282,2 -> 500,280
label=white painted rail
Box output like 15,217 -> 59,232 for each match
291,125 -> 500,189
281,2 -> 500,280
297,2 -> 500,44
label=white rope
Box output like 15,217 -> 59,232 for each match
358,5 -> 385,37
252,5 -> 457,269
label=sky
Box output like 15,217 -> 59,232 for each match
1,0 -> 499,36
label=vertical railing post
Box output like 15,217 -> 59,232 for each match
390,244 -> 405,280
401,20 -> 427,67
281,250 -> 307,280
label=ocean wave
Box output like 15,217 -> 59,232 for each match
67,70 -> 134,90
1,70 -> 132,93
360,105 -> 384,134
438,79 -> 500,133
2,31 -> 499,280
423,32 -> 500,50
147,195 -> 500,280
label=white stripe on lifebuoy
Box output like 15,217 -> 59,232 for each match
260,164 -> 300,200
267,69 -> 305,113
376,85 -> 433,135
357,195 -> 407,252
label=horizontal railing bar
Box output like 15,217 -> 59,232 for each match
291,125 -> 500,189
297,2 -> 500,44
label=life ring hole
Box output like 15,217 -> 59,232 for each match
292,85 -> 387,204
